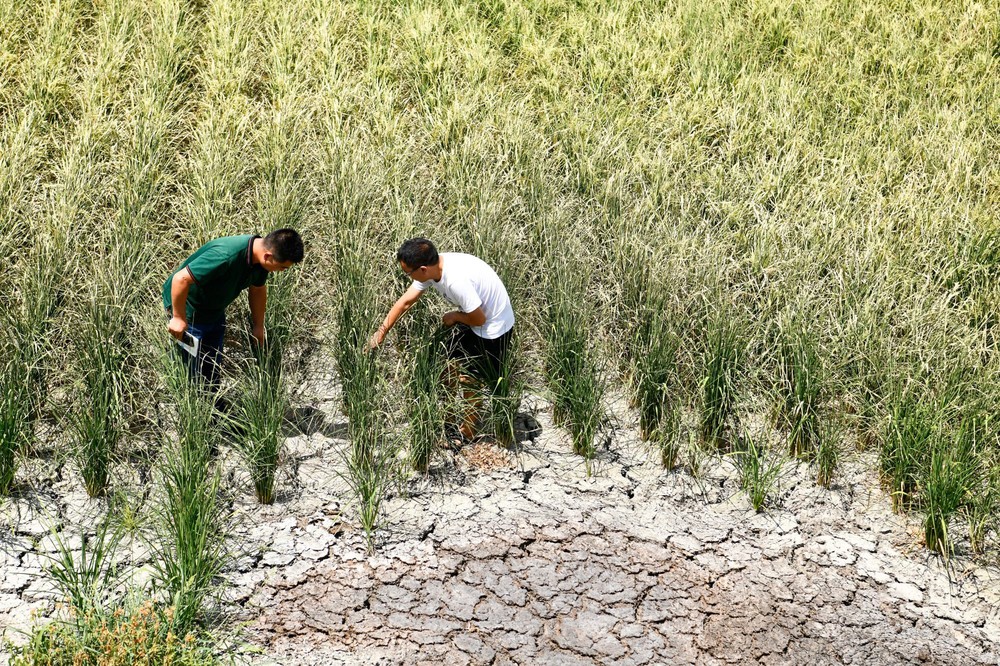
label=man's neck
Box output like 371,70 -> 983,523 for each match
429,256 -> 444,282
251,238 -> 263,265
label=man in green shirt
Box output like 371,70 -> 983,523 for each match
163,228 -> 304,387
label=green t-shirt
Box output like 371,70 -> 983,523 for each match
162,235 -> 268,324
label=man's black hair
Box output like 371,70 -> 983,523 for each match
264,228 -> 304,264
397,237 -> 438,269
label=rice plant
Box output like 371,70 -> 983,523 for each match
404,307 -> 447,472
483,331 -> 524,450
631,284 -> 683,468
966,466 -> 999,555
699,311 -> 743,450
71,295 -> 128,498
776,315 -> 824,458
814,418 -> 841,488
734,431 -> 784,513
47,517 -> 125,622
334,235 -> 396,550
541,248 -> 605,471
923,419 -> 979,556
152,354 -> 227,633
231,359 -> 287,505
882,390 -> 933,513
0,352 -> 32,495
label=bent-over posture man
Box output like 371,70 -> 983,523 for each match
163,228 -> 304,387
370,237 -> 515,442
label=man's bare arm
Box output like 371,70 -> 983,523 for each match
168,270 -> 195,339
442,307 -> 486,328
248,284 -> 267,345
370,285 -> 424,348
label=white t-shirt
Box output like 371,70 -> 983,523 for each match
413,252 -> 515,339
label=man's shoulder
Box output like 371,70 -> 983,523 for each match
194,235 -> 252,260
203,234 -> 253,252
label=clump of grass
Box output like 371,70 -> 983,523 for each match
71,296 -> 128,498
404,307 -> 446,473
231,359 -> 286,505
541,251 -> 605,472
0,349 -> 32,494
10,598 -> 213,666
881,390 -> 933,513
631,285 -> 683,468
334,236 -> 396,551
922,419 -> 979,557
700,311 -> 742,450
152,354 -> 227,633
734,431 -> 783,513
776,315 -> 824,458
483,332 -> 524,450
966,466 -> 999,555
47,517 -> 124,622
814,418 -> 841,488
227,270 -> 299,505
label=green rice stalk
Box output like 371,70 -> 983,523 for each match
882,390 -> 932,513
700,312 -> 742,450
406,308 -> 446,473
541,247 -> 605,472
152,353 -> 227,633
923,419 -> 978,556
735,431 -> 783,513
483,332 -> 524,450
72,295 -> 129,498
232,360 -> 287,505
47,516 -> 126,624
777,317 -> 824,458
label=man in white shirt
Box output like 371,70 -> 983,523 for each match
369,237 -> 515,442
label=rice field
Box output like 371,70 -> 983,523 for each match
3,0 -> 1000,658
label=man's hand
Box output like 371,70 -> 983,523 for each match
168,316 -> 188,340
251,324 -> 266,347
368,325 -> 387,350
442,311 -> 461,327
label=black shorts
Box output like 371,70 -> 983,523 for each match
446,326 -> 513,385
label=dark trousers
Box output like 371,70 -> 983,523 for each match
172,317 -> 226,391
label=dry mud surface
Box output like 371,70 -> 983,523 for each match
2,375 -> 1000,665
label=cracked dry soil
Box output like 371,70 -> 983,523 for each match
2,380 -> 999,666
228,387 -> 1000,666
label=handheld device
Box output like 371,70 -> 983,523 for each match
176,330 -> 201,359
